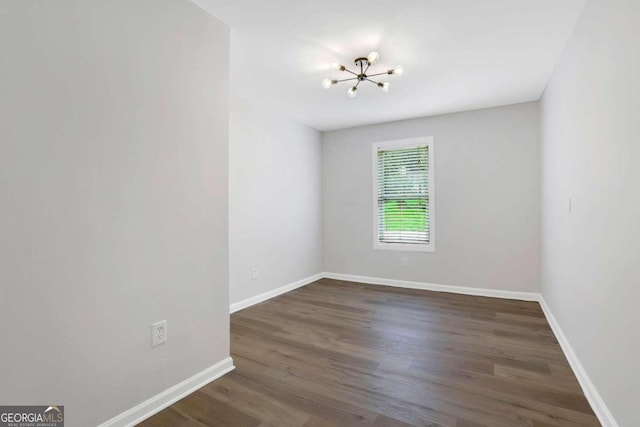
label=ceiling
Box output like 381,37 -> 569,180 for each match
192,0 -> 587,131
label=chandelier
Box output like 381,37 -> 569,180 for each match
322,51 -> 403,98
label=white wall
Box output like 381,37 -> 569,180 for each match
540,0 -> 640,425
0,1 -> 230,425
322,102 -> 540,292
229,96 -> 322,305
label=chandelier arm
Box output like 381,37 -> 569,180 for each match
366,71 -> 390,77
364,63 -> 371,74
342,68 -> 359,77
366,78 -> 382,85
336,77 -> 358,83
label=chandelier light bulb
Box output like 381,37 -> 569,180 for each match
393,65 -> 404,75
331,61 -> 341,70
322,78 -> 333,89
381,82 -> 390,92
367,51 -> 380,65
347,86 -> 357,98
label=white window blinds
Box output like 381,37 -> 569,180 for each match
376,144 -> 430,245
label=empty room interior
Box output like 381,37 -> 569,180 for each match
1,0 -> 639,426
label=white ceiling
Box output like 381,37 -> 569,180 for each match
193,0 -> 586,131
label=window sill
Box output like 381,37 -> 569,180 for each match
373,242 -> 435,253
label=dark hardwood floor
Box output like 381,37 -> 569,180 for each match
138,278 -> 600,426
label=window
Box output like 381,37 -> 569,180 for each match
373,137 -> 434,252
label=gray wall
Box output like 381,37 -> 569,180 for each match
540,0 -> 640,424
322,102 -> 540,292
229,96 -> 322,305
0,1 -> 230,425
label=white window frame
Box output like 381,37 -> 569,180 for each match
372,136 -> 435,252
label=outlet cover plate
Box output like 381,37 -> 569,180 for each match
152,320 -> 167,347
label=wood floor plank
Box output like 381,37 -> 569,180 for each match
174,392 -> 261,427
136,406 -> 207,427
200,376 -> 310,427
139,280 -> 600,426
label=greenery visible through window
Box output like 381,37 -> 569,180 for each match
376,143 -> 430,246
383,200 -> 427,231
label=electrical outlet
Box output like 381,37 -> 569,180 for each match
251,267 -> 258,279
402,257 -> 409,267
151,320 -> 167,347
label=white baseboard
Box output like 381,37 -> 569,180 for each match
230,272 -> 323,314
322,272 -> 540,301
97,356 -> 235,427
538,297 -> 619,427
